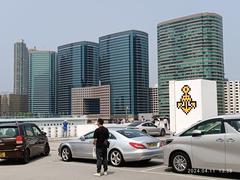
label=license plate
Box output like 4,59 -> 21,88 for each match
147,143 -> 157,148
0,152 -> 5,158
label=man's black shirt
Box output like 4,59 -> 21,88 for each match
93,126 -> 109,148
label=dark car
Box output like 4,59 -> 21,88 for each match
0,122 -> 50,163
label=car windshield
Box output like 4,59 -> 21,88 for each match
0,127 -> 19,138
128,121 -> 142,127
181,120 -> 222,136
117,129 -> 147,138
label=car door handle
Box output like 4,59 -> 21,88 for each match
227,138 -> 236,143
216,138 -> 224,142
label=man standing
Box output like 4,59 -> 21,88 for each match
93,118 -> 109,176
62,120 -> 68,138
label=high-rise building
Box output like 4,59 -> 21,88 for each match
149,87 -> 159,115
57,41 -> 99,115
0,93 -> 28,117
157,13 -> 224,117
0,95 -> 1,115
29,50 -> 57,115
99,30 -> 149,119
72,85 -> 110,120
14,40 -> 29,95
224,80 -> 240,114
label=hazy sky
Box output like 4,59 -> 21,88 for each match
0,0 -> 240,92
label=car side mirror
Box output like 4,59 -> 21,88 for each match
41,131 -> 47,136
192,130 -> 202,137
80,136 -> 85,141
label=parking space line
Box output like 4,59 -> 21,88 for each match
112,167 -> 219,180
54,161 -> 96,169
144,171 -> 220,180
141,165 -> 168,172
52,161 -> 220,180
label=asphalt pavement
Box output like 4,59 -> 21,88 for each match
0,140 -> 239,180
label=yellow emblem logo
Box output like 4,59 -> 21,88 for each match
177,85 -> 197,115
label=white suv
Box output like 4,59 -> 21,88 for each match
164,115 -> 240,173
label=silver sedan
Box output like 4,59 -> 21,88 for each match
128,121 -> 166,136
58,128 -> 163,166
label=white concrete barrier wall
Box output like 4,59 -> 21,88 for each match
57,126 -> 63,137
77,124 -> 97,137
42,126 -> 76,138
47,127 -> 51,138
50,127 -> 56,138
69,126 -> 74,137
39,124 -> 129,138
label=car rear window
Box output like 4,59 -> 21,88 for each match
128,121 -> 142,127
117,129 -> 146,138
0,127 -> 19,138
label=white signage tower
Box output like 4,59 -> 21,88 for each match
169,79 -> 218,134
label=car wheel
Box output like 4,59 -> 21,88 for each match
109,149 -> 124,167
61,147 -> 72,162
160,129 -> 166,136
171,152 -> 191,173
43,143 -> 50,156
142,130 -> 147,134
22,149 -> 30,164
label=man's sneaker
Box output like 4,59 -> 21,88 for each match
103,171 -> 108,176
94,173 -> 101,177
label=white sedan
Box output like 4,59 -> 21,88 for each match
164,115 -> 240,173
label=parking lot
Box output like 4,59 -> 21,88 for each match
0,140 -> 239,180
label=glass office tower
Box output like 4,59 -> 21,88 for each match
99,30 -> 149,119
29,50 -> 57,115
57,41 -> 99,115
157,13 -> 224,117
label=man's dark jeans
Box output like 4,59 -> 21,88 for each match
96,147 -> 108,173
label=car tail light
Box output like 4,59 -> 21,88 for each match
160,140 -> 166,147
129,142 -> 146,149
16,136 -> 24,144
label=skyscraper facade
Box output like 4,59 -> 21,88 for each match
224,80 -> 240,114
157,13 -> 224,117
0,93 -> 28,116
29,50 -> 57,115
71,85 -> 110,119
99,30 -> 149,119
14,40 -> 29,95
57,41 -> 99,115
149,87 -> 159,115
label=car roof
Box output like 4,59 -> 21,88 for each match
199,114 -> 240,122
0,122 -> 36,127
108,127 -> 127,132
129,121 -> 153,124
216,114 -> 240,120
85,127 -> 141,134
176,114 -> 240,136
